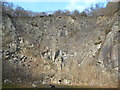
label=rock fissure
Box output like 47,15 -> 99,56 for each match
2,10 -> 119,87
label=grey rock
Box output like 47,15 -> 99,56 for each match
2,11 -> 119,87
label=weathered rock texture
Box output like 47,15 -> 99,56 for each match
2,10 -> 119,87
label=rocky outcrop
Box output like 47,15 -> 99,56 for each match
2,11 -> 119,87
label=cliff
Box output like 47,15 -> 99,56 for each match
2,9 -> 119,88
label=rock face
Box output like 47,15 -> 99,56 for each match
2,11 -> 119,87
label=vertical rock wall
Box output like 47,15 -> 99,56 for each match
2,12 -> 119,87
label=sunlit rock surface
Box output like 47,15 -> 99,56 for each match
2,11 -> 119,87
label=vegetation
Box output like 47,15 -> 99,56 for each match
2,83 -> 96,88
2,83 -> 23,88
1,1 -> 119,89
1,1 -> 119,18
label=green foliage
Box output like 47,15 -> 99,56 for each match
2,83 -> 94,88
2,83 -> 22,88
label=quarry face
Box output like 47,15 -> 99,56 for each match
2,11 -> 119,88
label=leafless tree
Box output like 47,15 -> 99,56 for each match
72,10 -> 80,16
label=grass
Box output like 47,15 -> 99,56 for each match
3,82 -> 115,89
2,82 -> 90,88
2,83 -> 22,88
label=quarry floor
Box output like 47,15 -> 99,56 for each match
2,82 -> 117,88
